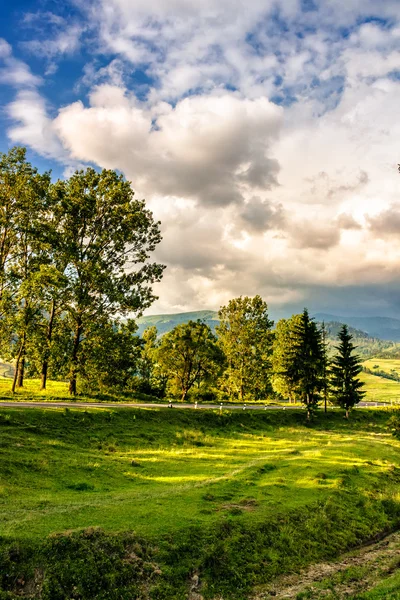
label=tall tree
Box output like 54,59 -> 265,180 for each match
216,296 -> 273,402
0,148 -> 52,391
320,321 -> 330,413
330,324 -> 365,418
54,168 -> 164,395
285,309 -> 324,419
271,315 -> 302,403
157,320 -> 223,402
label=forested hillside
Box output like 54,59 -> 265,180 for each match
137,312 -> 400,358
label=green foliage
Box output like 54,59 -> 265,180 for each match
330,325 -> 365,417
275,310 -> 325,416
157,320 -> 223,400
78,319 -> 142,392
272,314 -> 303,402
0,147 -> 164,396
216,295 -> 274,401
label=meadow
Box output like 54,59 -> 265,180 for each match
360,358 -> 400,404
1,406 -> 400,599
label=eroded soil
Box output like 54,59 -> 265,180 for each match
251,531 -> 400,599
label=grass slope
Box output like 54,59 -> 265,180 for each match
1,408 -> 400,599
360,358 -> 400,404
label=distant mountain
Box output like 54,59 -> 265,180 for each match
136,310 -> 400,358
136,310 -> 219,336
314,314 -> 400,342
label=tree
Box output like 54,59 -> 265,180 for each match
135,326 -> 168,397
53,168 -> 164,395
157,320 -> 223,402
78,318 -> 142,392
216,295 -> 273,402
320,321 -> 330,413
271,315 -> 302,403
330,324 -> 365,418
285,309 -> 324,419
0,148 -> 52,391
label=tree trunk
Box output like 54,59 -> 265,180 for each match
40,300 -> 56,391
181,389 -> 187,402
69,318 -> 82,396
345,408 -> 349,419
17,355 -> 25,388
11,340 -> 25,393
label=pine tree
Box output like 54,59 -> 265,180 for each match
330,324 -> 365,418
285,309 -> 324,419
320,321 -> 330,413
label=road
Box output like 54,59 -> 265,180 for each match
0,400 -> 391,410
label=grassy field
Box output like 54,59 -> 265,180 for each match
363,358 -> 400,373
360,358 -> 400,404
0,407 -> 400,599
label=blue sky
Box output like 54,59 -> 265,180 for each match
1,0 -> 400,316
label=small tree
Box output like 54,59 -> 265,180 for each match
157,320 -> 223,402
330,324 -> 365,418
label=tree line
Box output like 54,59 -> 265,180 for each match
0,147 -> 364,416
149,299 -> 364,418
0,147 -> 164,394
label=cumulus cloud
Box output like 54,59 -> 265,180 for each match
3,0 -> 400,315
53,88 -> 283,206
368,205 -> 400,237
7,90 -> 65,159
239,197 -> 285,233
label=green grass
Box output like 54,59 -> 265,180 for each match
363,359 -> 400,373
353,570 -> 400,599
359,370 -> 400,404
1,408 -> 400,599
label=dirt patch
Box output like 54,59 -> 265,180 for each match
251,530 -> 400,599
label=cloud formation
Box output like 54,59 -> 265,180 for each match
1,0 -> 400,316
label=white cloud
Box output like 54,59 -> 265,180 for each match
0,38 -> 41,87
4,0 -> 400,315
53,88 -> 283,206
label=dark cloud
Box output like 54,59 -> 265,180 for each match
367,204 -> 400,236
289,222 -> 341,250
336,212 -> 362,229
239,197 -> 285,233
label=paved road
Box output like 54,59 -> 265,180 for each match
0,400 -> 392,411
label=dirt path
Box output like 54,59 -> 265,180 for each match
251,530 -> 400,599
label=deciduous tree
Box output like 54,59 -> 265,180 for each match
54,168 -> 164,395
216,295 -> 273,401
157,320 -> 223,401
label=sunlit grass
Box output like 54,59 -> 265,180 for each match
0,408 -> 399,542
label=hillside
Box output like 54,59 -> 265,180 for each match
136,311 -> 399,358
315,313 -> 400,341
0,407 -> 399,599
136,309 -> 219,336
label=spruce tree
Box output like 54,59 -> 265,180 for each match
286,309 -> 324,419
330,324 -> 365,418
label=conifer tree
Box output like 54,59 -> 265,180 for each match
286,309 -> 324,419
271,314 -> 302,403
320,321 -> 330,413
330,324 -> 365,418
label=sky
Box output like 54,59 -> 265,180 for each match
0,0 -> 400,318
